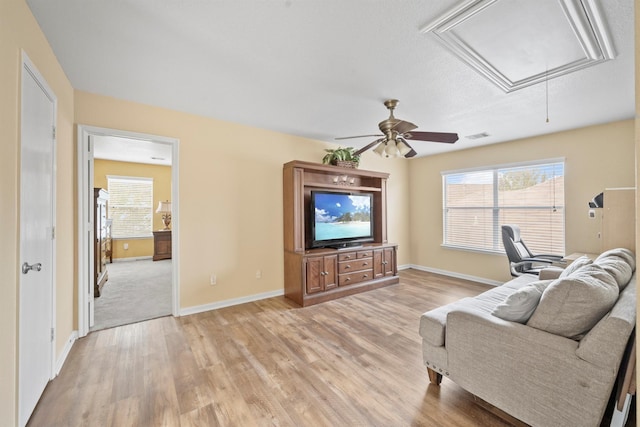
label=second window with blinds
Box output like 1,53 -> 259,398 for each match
107,176 -> 154,239
442,160 -> 565,255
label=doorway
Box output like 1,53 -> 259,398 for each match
77,126 -> 180,337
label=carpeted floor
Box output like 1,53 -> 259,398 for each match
92,259 -> 172,331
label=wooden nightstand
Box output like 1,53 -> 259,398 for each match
153,230 -> 172,261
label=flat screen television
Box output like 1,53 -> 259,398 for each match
310,190 -> 374,248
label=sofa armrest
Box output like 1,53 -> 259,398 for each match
445,307 -> 614,427
538,266 -> 563,280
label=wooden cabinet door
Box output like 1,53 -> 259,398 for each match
306,256 -> 324,294
373,249 -> 384,279
383,247 -> 395,276
323,255 -> 338,291
305,255 -> 338,294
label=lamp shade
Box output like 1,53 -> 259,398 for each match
373,141 -> 386,156
156,201 -> 172,214
396,139 -> 412,156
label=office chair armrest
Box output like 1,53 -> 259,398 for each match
518,257 -> 555,264
534,254 -> 564,261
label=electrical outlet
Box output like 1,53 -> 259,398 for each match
255,270 -> 262,279
210,274 -> 217,285
123,243 -> 129,250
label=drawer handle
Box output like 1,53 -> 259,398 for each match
345,256 -> 351,259
363,262 -> 368,266
345,265 -> 351,269
345,277 -> 351,281
363,274 -> 368,278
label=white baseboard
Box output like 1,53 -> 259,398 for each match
406,264 -> 503,287
55,330 -> 78,376
180,289 -> 285,316
180,266 -> 498,316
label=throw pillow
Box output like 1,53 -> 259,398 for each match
492,280 -> 553,323
596,256 -> 633,290
596,248 -> 636,271
527,264 -> 619,340
559,255 -> 593,278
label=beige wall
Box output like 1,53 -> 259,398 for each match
0,0 -> 75,424
635,0 -> 639,421
94,159 -> 172,259
409,120 -> 636,284
75,91 -> 411,309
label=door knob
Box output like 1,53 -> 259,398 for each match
22,262 -> 42,274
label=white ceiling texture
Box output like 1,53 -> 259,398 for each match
27,0 -> 635,162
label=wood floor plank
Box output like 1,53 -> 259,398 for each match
28,269 -> 518,426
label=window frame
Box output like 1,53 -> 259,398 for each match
441,158 -> 565,255
107,175 -> 154,239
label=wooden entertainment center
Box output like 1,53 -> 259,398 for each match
283,160 -> 399,306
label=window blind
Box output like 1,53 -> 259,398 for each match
107,176 -> 153,238
443,161 -> 564,255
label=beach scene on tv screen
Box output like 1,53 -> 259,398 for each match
314,193 -> 371,240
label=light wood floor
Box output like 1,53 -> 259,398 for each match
28,269 -> 515,427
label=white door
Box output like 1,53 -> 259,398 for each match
19,54 -> 56,427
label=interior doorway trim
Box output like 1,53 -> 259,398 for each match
77,125 -> 180,337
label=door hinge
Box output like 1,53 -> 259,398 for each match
51,227 -> 55,240
52,126 -> 56,139
50,328 -> 55,342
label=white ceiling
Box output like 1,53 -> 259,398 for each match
27,0 -> 635,159
93,135 -> 172,166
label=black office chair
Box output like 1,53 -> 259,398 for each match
501,224 -> 563,277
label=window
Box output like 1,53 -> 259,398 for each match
442,160 -> 564,255
107,176 -> 153,238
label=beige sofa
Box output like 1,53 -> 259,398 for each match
419,248 -> 636,427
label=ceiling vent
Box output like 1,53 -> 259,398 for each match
420,0 -> 616,92
466,132 -> 490,140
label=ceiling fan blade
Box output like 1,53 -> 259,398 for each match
335,134 -> 383,140
353,138 -> 385,156
391,120 -> 418,134
404,131 -> 459,143
404,148 -> 418,158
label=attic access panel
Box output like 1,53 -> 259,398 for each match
421,0 -> 615,92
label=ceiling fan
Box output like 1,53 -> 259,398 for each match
336,99 -> 459,158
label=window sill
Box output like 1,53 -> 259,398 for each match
440,244 -> 506,257
112,236 -> 153,240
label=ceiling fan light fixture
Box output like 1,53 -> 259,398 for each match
384,141 -> 399,157
396,139 -> 412,156
373,141 -> 387,156
335,99 -> 458,159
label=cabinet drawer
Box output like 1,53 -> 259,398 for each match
338,259 -> 372,274
339,269 -> 373,286
357,250 -> 373,259
338,251 -> 357,262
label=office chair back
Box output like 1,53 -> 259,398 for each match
501,224 -> 562,276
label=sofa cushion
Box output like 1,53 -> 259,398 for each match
527,264 -> 619,340
419,275 -> 538,347
559,255 -> 592,278
491,280 -> 553,323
